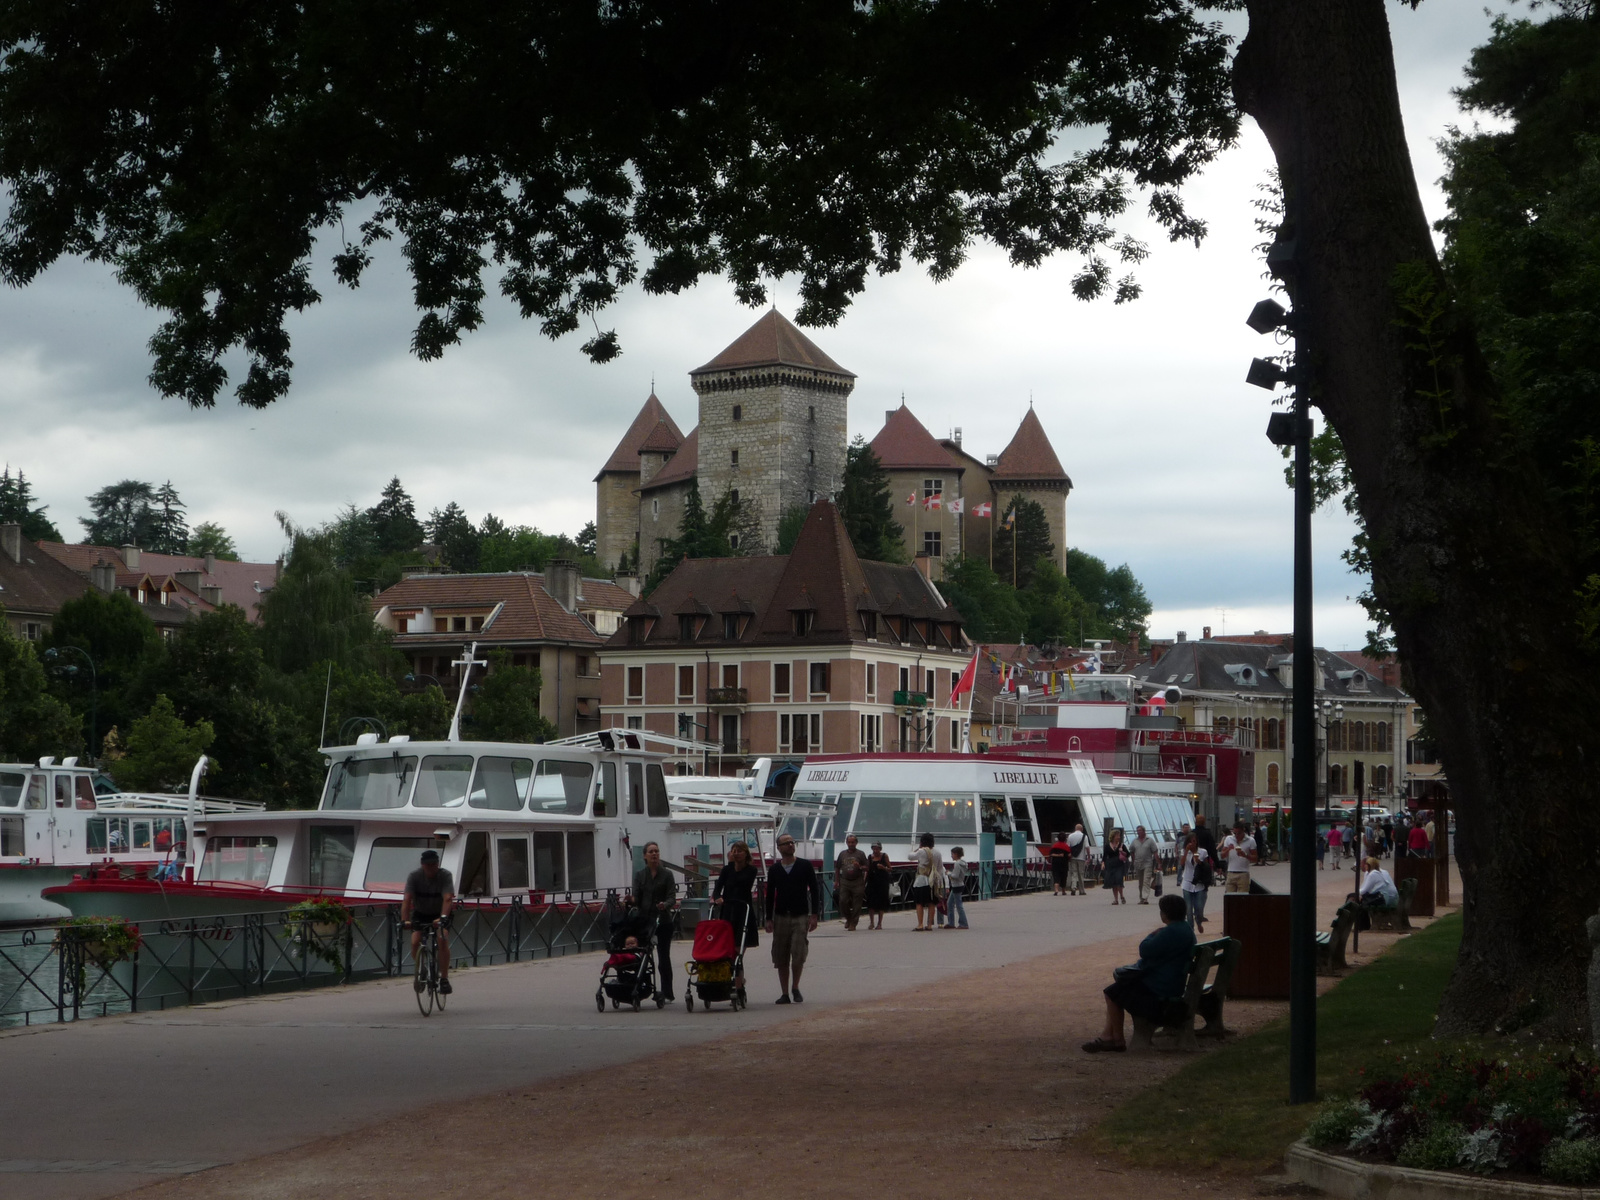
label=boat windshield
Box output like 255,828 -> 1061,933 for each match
322,755 -> 418,810
529,760 -> 594,815
0,771 -> 24,808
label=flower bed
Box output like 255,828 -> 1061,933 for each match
1305,1049 -> 1600,1185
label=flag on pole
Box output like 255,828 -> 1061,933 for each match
973,501 -> 992,518
1004,508 -> 1016,529
947,497 -> 964,515
947,648 -> 979,705
924,492 -> 942,511
905,492 -> 917,506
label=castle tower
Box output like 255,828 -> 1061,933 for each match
594,392 -> 683,570
990,407 -> 1072,571
689,310 -> 854,552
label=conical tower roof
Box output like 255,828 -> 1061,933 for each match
595,392 -> 683,480
691,310 -> 854,378
992,408 -> 1070,483
870,402 -> 957,471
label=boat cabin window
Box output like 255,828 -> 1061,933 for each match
497,837 -> 531,890
54,775 -> 71,807
1009,799 -> 1034,842
323,755 -> 418,810
309,826 -> 356,890
852,792 -> 915,840
627,763 -> 644,814
0,816 -> 22,856
596,762 -> 618,818
917,795 -> 976,841
780,815 -> 808,841
76,776 -> 95,809
460,832 -> 491,896
812,794 -> 839,840
833,794 -> 857,836
364,837 -> 434,890
413,755 -> 473,808
568,831 -> 597,891
469,757 -> 534,811
980,796 -> 1013,839
534,832 -> 565,891
1032,796 -> 1084,845
87,816 -> 134,854
199,836 -> 278,884
646,764 -> 669,817
153,818 -> 184,853
132,820 -> 152,850
531,760 -> 594,815
0,771 -> 24,808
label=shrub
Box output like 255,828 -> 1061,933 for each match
1397,1122 -> 1466,1171
1305,1100 -> 1369,1149
1544,1138 -> 1600,1186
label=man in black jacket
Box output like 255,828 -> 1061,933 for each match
764,833 -> 822,1004
631,841 -> 677,1001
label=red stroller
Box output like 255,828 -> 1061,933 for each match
684,917 -> 748,1011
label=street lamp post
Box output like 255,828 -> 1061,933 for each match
1248,295 -> 1318,1105
44,646 -> 97,757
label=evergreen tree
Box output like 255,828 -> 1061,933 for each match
576,521 -> 597,558
81,480 -> 160,547
426,501 -> 480,571
645,479 -> 733,593
838,437 -> 905,562
149,480 -> 189,554
992,497 -> 1055,589
775,504 -> 809,554
188,521 -> 240,561
0,611 -> 82,759
0,466 -> 61,541
365,476 -> 423,557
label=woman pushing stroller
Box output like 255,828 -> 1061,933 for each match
711,840 -> 758,1002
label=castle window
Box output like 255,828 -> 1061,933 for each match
731,489 -> 739,504
651,498 -> 660,520
729,534 -> 740,550
923,477 -> 943,500
732,404 -> 742,421
731,449 -> 739,466
808,405 -> 815,422
923,531 -> 942,558
808,449 -> 815,465
808,489 -> 817,504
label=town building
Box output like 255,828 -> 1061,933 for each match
40,541 -> 279,622
0,525 -> 97,642
598,500 -> 971,789
371,563 -> 636,738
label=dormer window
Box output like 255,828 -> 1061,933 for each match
792,610 -> 815,636
627,616 -> 649,644
679,615 -> 698,641
860,611 -> 877,638
723,614 -> 741,640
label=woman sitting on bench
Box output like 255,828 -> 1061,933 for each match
1083,894 -> 1196,1053
1349,856 -> 1398,928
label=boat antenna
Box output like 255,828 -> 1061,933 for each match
448,641 -> 488,741
319,662 -> 333,750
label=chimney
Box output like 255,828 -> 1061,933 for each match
1129,633 -> 1141,660
122,544 -> 140,569
914,553 -> 935,582
1177,630 -> 1187,642
204,552 -> 217,574
200,584 -> 223,606
615,572 -> 641,597
0,523 -> 21,564
1203,625 -> 1212,640
544,559 -> 580,613
174,569 -> 203,594
91,560 -> 117,593
953,426 -> 963,445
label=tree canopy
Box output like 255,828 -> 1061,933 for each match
0,466 -> 60,541
837,437 -> 906,563
992,496 -> 1056,589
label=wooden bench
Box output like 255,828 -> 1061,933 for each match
1129,936 -> 1241,1053
1368,876 -> 1417,933
1316,903 -> 1359,975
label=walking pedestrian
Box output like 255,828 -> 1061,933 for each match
1221,822 -> 1257,893
1407,818 -> 1430,858
711,840 -> 758,1001
1179,836 -> 1211,933
940,847 -> 970,929
911,833 -> 940,930
1067,824 -> 1089,896
631,841 -> 677,1003
764,833 -> 821,1003
1048,831 -> 1071,896
1327,822 -> 1343,865
1381,817 -> 1394,857
1423,812 -> 1437,855
1103,828 -> 1129,905
1131,825 -> 1157,904
1315,827 -> 1327,870
864,842 -> 892,930
835,834 -> 869,931
1192,814 -> 1218,864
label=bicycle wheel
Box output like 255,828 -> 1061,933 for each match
436,977 -> 448,1011
416,943 -> 435,1017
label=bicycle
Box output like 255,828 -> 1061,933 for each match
412,919 -> 448,1016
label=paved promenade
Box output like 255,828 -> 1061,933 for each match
3,860 -> 1403,1200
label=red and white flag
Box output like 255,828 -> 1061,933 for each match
905,492 -> 917,506
973,501 -> 992,518
948,648 -> 979,706
947,497 -> 964,515
924,492 -> 942,511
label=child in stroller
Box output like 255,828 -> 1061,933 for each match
595,904 -> 664,1012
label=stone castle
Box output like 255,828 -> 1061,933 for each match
595,309 -> 1071,580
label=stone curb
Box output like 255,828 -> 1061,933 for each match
1285,1141 -> 1599,1200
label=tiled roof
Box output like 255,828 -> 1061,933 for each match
373,572 -> 625,646
637,419 -> 682,454
38,543 -> 278,617
639,426 -> 699,493
691,310 -> 854,378
869,404 -> 959,472
596,392 -> 684,479
608,500 -> 963,651
1131,640 -> 1407,701
0,538 -> 91,616
991,408 -> 1070,483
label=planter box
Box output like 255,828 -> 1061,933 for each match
1285,1141 -> 1598,1200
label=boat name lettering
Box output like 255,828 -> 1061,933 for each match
990,770 -> 1060,785
805,770 -> 851,782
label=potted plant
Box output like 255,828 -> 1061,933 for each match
284,899 -> 354,972
60,916 -> 141,991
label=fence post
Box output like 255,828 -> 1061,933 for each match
979,832 -> 995,900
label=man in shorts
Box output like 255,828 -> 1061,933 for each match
1221,822 -> 1257,893
764,833 -> 822,1004
402,848 -> 455,994
1066,824 -> 1089,896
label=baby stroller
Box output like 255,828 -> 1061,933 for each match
595,905 -> 664,1012
684,916 -> 748,1012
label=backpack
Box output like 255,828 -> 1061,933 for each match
1194,855 -> 1215,888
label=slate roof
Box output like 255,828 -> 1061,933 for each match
637,419 -> 682,454
607,500 -> 964,651
1131,639 -> 1408,701
869,404 -> 960,472
638,426 -> 699,493
691,310 -> 854,378
596,392 -> 684,479
374,572 -> 633,646
39,543 -> 278,617
0,537 -> 91,617
991,408 -> 1071,483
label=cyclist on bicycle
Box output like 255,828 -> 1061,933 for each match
402,848 -> 455,995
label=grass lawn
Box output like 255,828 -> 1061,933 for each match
1092,912 -> 1463,1174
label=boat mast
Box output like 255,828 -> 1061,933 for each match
447,641 -> 488,741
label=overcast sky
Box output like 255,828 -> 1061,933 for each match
1,2 -> 1509,651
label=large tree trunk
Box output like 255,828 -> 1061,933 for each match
1235,0 -> 1600,1041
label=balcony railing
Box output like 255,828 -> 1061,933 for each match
707,687 -> 748,706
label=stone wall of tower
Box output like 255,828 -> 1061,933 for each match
596,473 -> 642,571
637,479 -> 692,579
993,484 -> 1068,572
691,366 -> 851,551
